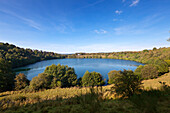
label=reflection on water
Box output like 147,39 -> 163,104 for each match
15,59 -> 144,80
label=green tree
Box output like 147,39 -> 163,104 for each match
108,70 -> 121,84
0,58 -> 15,92
153,47 -> 157,51
29,73 -> 52,90
14,73 -> 29,90
134,65 -> 144,77
82,71 -> 105,87
44,64 -> 77,87
141,64 -> 159,79
112,70 -> 142,98
154,59 -> 169,74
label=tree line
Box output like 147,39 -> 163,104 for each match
0,42 -> 66,68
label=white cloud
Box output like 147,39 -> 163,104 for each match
115,10 -> 123,14
94,29 -> 107,34
0,9 -> 41,30
130,0 -> 140,7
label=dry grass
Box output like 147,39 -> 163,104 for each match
0,70 -> 169,112
142,68 -> 170,89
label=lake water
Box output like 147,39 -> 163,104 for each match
15,58 -> 144,80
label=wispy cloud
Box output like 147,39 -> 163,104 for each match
113,14 -> 164,35
113,25 -> 144,35
130,0 -> 140,7
53,23 -> 74,33
115,10 -> 123,14
0,9 -> 41,30
94,29 -> 107,34
113,19 -> 123,22
78,0 -> 105,9
122,0 -> 126,3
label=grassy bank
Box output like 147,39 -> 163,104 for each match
0,70 -> 170,113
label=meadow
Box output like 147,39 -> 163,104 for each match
0,69 -> 170,113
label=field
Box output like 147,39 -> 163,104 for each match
0,69 -> 170,113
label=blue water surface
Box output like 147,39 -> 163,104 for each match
15,58 -> 144,80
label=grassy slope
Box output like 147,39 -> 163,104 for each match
142,68 -> 170,89
0,70 -> 170,113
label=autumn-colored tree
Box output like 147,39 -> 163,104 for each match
14,73 -> 29,90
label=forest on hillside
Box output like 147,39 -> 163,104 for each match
69,47 -> 170,65
0,42 -> 66,68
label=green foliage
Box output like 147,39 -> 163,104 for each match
82,71 -> 105,87
150,59 -> 169,74
134,59 -> 169,79
77,77 -> 82,87
44,64 -> 77,88
108,70 -> 121,84
141,64 -> 159,79
14,73 -> 29,91
29,64 -> 77,90
143,49 -> 149,52
134,65 -> 144,77
153,47 -> 157,51
0,42 -> 65,68
112,70 -> 142,98
165,60 -> 170,66
0,58 -> 15,92
29,73 -> 52,90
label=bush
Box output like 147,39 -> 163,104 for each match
148,59 -> 169,74
165,60 -> 170,67
134,65 -> 144,77
154,59 -> 169,74
141,64 -> 159,79
112,70 -> 142,98
82,71 -> 105,87
14,73 -> 29,91
29,73 -> 52,90
29,64 -> 78,90
108,70 -> 121,84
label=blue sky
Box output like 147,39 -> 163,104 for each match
0,0 -> 169,53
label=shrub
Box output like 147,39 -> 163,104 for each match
108,70 -> 121,84
82,71 -> 105,87
134,65 -> 144,77
112,70 -> 142,98
148,59 -> 169,74
141,64 -> 159,79
14,73 -> 29,91
154,59 -> 169,74
29,73 -> 52,90
165,60 -> 170,67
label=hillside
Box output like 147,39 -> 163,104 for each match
68,47 -> 170,64
0,42 -> 65,68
